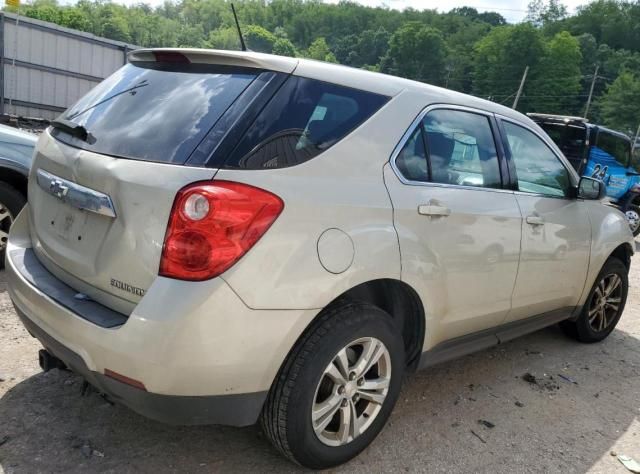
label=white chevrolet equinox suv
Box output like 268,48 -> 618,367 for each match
7,49 -> 634,469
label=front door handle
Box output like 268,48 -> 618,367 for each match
526,215 -> 544,226
418,204 -> 451,217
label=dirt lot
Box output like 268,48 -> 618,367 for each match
1,258 -> 640,474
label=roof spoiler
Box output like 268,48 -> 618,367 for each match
127,48 -> 298,74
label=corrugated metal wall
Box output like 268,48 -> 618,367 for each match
0,12 -> 137,121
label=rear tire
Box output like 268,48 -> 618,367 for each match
0,181 -> 26,269
261,302 -> 404,469
561,257 -> 628,343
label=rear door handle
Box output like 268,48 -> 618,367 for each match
418,204 -> 451,217
526,215 -> 544,226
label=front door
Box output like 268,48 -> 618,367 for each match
499,119 -> 591,321
385,106 -> 522,345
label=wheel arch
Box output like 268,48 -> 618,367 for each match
297,278 -> 426,372
609,242 -> 633,270
0,166 -> 28,198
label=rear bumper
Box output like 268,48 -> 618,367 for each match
6,205 -> 318,426
15,306 -> 265,426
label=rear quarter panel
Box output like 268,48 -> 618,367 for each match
216,90 -> 425,310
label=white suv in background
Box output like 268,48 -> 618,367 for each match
6,49 -> 634,469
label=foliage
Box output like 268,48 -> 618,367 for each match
5,0 -> 640,133
473,24 -> 546,110
305,37 -> 337,63
598,71 -> 640,134
244,25 -> 277,53
381,22 -> 447,86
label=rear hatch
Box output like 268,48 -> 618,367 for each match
28,50 -> 294,314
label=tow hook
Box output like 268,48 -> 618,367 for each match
38,349 -> 66,372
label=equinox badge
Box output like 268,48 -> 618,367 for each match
110,278 -> 145,297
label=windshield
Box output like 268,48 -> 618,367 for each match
52,63 -> 259,164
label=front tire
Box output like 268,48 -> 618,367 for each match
561,257 -> 628,343
625,204 -> 640,237
261,302 -> 405,469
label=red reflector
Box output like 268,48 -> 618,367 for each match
153,51 -> 190,63
159,181 -> 284,281
104,369 -> 147,391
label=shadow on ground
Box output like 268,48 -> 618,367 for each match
1,322 -> 639,473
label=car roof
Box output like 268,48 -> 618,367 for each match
130,48 -> 537,129
0,123 -> 38,146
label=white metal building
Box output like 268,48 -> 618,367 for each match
0,12 -> 137,121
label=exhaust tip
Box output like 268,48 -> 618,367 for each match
38,349 -> 66,372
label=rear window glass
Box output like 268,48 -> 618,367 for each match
224,76 -> 389,169
52,63 -> 259,164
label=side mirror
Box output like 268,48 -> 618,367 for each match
577,176 -> 606,200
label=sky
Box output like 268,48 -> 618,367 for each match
95,0 -> 593,23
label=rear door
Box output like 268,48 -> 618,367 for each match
498,118 -> 591,322
585,130 -> 633,199
385,106 -> 522,344
28,58 -> 284,314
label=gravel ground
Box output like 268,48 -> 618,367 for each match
1,257 -> 640,474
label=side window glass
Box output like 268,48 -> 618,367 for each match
594,131 -> 631,168
422,109 -> 502,189
503,122 -> 570,198
225,76 -> 388,169
395,126 -> 428,182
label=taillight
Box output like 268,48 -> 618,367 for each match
159,181 -> 284,281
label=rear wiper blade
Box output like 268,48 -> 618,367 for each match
50,119 -> 89,141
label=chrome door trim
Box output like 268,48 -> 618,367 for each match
388,103 -> 515,196
36,168 -> 117,218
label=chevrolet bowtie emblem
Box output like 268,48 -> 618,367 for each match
49,179 -> 69,199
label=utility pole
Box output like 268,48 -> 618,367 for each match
584,64 -> 600,120
512,66 -> 529,110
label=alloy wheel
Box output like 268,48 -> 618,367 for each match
311,337 -> 391,447
588,273 -> 623,332
625,209 -> 640,233
0,202 -> 14,253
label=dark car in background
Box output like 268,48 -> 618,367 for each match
0,123 -> 37,263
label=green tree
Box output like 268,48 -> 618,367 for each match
529,31 -> 583,113
244,25 -> 277,53
207,26 -> 241,50
381,22 -> 447,85
305,37 -> 337,63
598,71 -> 640,134
272,37 -> 297,57
473,24 -> 545,110
526,0 -> 568,26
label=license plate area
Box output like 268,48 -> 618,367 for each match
31,180 -> 115,277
